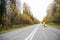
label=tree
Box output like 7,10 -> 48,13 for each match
23,2 -> 34,21
10,7 -> 19,25
7,0 -> 19,25
1,13 -> 9,30
45,0 -> 60,23
20,13 -> 34,24
0,0 -> 6,25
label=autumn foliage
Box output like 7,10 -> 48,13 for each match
0,0 -> 40,31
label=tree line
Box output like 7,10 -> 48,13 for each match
43,0 -> 60,24
0,0 -> 40,31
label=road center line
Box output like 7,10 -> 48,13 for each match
25,26 -> 39,40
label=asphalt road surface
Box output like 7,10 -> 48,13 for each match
0,24 -> 60,40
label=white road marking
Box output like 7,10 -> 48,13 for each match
25,26 -> 39,40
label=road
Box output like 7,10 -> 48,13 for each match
0,24 -> 60,40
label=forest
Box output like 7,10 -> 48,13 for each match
0,0 -> 40,31
43,0 -> 60,29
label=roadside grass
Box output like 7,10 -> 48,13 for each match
0,24 -> 36,34
47,23 -> 60,29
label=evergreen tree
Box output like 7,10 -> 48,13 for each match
0,0 -> 6,25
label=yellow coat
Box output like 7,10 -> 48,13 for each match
43,22 -> 46,25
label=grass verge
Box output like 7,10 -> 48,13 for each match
47,23 -> 60,29
0,24 -> 36,34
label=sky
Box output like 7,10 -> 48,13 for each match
17,0 -> 53,21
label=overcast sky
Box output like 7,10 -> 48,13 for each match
17,0 -> 53,21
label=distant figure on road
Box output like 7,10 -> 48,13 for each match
42,20 -> 47,27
